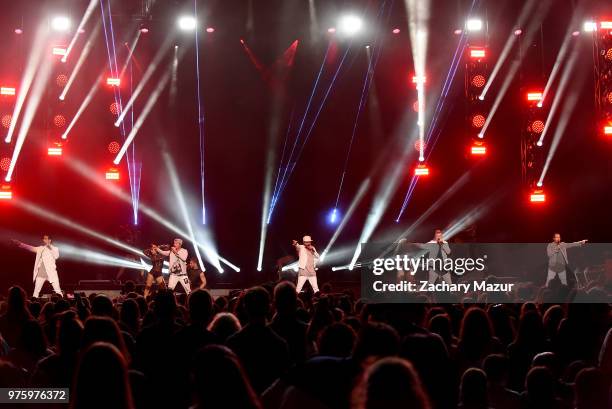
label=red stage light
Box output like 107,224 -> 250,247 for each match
1,114 -> 12,128
600,22 -> 612,29
105,167 -> 120,180
52,47 -> 67,56
605,48 -> 612,61
0,184 -> 12,200
56,74 -> 68,87
206,27 -> 215,33
0,157 -> 10,172
106,77 -> 120,86
604,125 -> 612,135
514,29 -> 522,36
109,102 -> 119,115
414,140 -> 426,152
471,74 -> 486,88
530,190 -> 546,203
469,47 -> 485,58
0,87 -> 16,96
108,141 -> 120,154
470,142 -> 486,155
530,120 -> 544,133
15,28 -> 23,34
412,101 -> 419,112
607,92 -> 612,104
48,143 -> 63,156
412,75 -> 426,84
527,92 -> 543,101
414,164 -> 429,176
472,114 -> 486,128
53,115 -> 66,128
392,28 -> 400,34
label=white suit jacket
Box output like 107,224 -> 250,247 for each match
158,247 -> 188,275
20,243 -> 60,283
295,244 -> 319,270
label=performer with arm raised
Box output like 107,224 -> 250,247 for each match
292,235 -> 320,294
425,229 -> 452,285
12,234 -> 62,298
143,243 -> 167,298
546,233 -> 587,286
156,238 -> 191,294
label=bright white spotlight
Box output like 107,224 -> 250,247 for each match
466,19 -> 483,32
51,16 -> 72,32
178,16 -> 197,31
338,15 -> 363,35
583,21 -> 597,32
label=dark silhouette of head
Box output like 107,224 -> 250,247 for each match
243,286 -> 270,322
574,367 -> 609,409
56,311 -> 83,357
188,289 -> 214,325
91,295 -> 114,318
152,289 -> 177,322
208,312 -> 241,343
353,322 -> 400,363
119,299 -> 140,329
317,322 -> 356,357
524,366 -> 556,406
71,342 -> 133,409
352,357 -> 431,409
81,316 -> 128,359
483,354 -> 509,385
17,319 -> 48,357
460,368 -> 489,409
6,286 -> 30,317
192,345 -> 261,409
273,281 -> 297,316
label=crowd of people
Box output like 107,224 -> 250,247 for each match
0,278 -> 610,409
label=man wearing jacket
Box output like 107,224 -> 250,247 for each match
292,235 -> 320,293
14,234 -> 62,297
546,233 -> 587,286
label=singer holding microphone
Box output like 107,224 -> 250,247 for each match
156,238 -> 191,294
12,234 -> 62,298
292,235 -> 320,293
546,233 -> 587,286
424,229 -> 452,285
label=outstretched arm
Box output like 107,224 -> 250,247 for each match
12,240 -> 37,253
564,240 -> 587,249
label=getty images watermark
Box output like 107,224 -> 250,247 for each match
357,243 -> 612,303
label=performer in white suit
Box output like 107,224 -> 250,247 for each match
292,235 -> 320,293
423,229 -> 452,285
13,235 -> 62,297
155,238 -> 191,294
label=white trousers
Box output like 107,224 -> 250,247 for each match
428,270 -> 452,285
168,274 -> 191,294
546,269 -> 567,286
33,277 -> 62,298
296,275 -> 319,293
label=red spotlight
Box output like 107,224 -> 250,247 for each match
414,164 -> 429,176
526,91 -> 543,102
1,114 -> 12,128
15,28 -> 23,34
47,142 -> 63,156
56,74 -> 68,87
105,167 -> 120,180
471,74 -> 486,88
0,87 -> 16,96
530,120 -> 544,134
453,29 -> 463,35
414,140 -> 426,152
604,125 -> 612,135
514,29 -> 522,36
108,141 -> 120,154
140,27 -> 149,33
0,157 -> 10,171
605,48 -> 612,61
470,141 -> 486,156
52,46 -> 67,56
53,115 -> 66,128
607,92 -> 612,104
206,27 -> 215,33
530,190 -> 546,203
472,114 -> 486,128
0,184 -> 12,200
392,28 -> 400,34
469,47 -> 485,58
106,77 -> 120,86
600,21 -> 612,29
109,102 -> 119,115
412,75 -> 426,85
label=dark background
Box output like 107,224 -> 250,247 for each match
0,0 -> 610,292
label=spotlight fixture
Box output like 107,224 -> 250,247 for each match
106,77 -> 120,86
414,164 -> 429,176
47,142 -> 63,156
178,16 -> 197,31
51,16 -> 72,32
529,190 -> 546,203
0,87 -> 16,96
392,28 -> 400,34
583,21 -> 597,32
206,27 -> 215,33
0,184 -> 12,200
466,19 -> 483,32
470,142 -> 486,156
105,167 -> 120,180
469,47 -> 485,58
338,15 -> 363,35
604,125 -> 612,135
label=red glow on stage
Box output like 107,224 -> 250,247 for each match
471,75 -> 486,88
0,184 -> 12,200
412,75 -> 426,85
414,164 -> 429,176
414,140 -> 426,152
109,102 -> 119,115
56,74 -> 68,87
527,91 -> 543,102
206,27 -> 215,33
106,77 -> 120,86
472,114 -> 486,128
0,157 -> 10,171
108,141 -> 120,154
105,167 -> 120,180
469,47 -> 485,58
604,125 -> 612,135
530,190 -> 546,203
600,22 -> 612,29
607,92 -> 612,104
412,101 -> 419,112
1,114 -> 12,128
140,27 -> 149,33
47,143 -> 63,156
1,87 -> 16,96
15,28 -> 23,34
53,115 -> 66,128
392,28 -> 400,34
52,47 -> 67,56
530,120 -> 544,133
470,142 -> 486,156
605,48 -> 612,61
